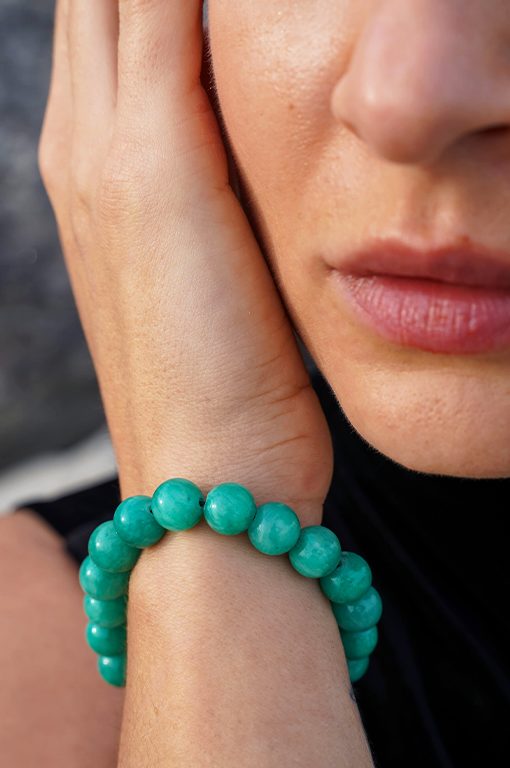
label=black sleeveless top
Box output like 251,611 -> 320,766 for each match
23,368 -> 510,767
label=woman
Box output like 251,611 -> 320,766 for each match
1,0 -> 509,765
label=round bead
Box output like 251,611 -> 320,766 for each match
320,552 -> 372,604
79,556 -> 130,600
332,586 -> 383,632
88,521 -> 140,573
84,595 -> 127,628
288,525 -> 342,579
86,622 -> 126,656
247,502 -> 301,555
152,478 -> 205,531
97,655 -> 126,687
341,626 -> 378,660
113,495 -> 165,548
347,656 -> 369,683
204,483 -> 257,535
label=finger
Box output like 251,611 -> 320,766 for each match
117,0 -> 205,124
40,1 -> 101,350
67,0 -> 118,137
39,0 -> 73,202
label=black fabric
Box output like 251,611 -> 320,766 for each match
21,369 -> 510,766
22,476 -> 122,564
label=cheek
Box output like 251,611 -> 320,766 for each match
208,2 -> 354,247
208,3 -> 365,412
208,2 -> 363,350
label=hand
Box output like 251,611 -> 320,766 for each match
38,0 -> 333,525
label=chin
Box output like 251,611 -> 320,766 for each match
352,419 -> 510,479
322,359 -> 510,479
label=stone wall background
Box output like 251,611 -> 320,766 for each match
0,0 -> 105,471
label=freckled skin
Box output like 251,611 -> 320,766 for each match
207,0 -> 510,478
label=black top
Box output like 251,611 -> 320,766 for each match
22,368 -> 510,767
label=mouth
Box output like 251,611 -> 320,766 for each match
327,237 -> 510,354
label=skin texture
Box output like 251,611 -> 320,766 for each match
37,0 -> 333,520
2,0 -> 509,765
207,0 -> 510,478
117,520 -> 374,768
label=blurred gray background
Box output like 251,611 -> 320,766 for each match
0,0 -> 115,510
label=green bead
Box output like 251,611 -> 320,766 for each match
288,525 -> 342,578
152,478 -> 205,531
341,626 -> 378,660
320,552 -> 372,604
86,622 -> 126,656
83,595 -> 127,628
113,495 -> 165,548
332,586 -> 383,632
247,502 -> 301,555
347,656 -> 369,683
88,521 -> 141,573
79,556 -> 130,600
97,654 -> 126,687
204,482 -> 257,535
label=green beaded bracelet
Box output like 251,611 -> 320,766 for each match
79,478 -> 382,688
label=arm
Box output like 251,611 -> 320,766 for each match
119,522 -> 374,768
39,1 -> 374,765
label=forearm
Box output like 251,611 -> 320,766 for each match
117,517 -> 374,768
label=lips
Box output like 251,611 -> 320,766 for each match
327,238 -> 510,354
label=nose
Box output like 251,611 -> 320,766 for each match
331,0 -> 510,166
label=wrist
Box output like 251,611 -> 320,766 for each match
104,374 -> 333,525
116,450 -> 327,528
128,514 -> 323,617
121,519 -> 374,768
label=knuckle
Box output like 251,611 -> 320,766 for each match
37,137 -> 51,186
37,132 -> 61,198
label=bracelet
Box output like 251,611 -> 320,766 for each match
79,478 -> 382,688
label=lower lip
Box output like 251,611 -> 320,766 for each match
331,272 -> 510,354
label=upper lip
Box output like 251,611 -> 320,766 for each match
331,237 -> 510,289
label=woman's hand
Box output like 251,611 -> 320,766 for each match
38,0 -> 333,524
35,9 -> 377,765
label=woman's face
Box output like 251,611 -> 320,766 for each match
207,0 -> 510,478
